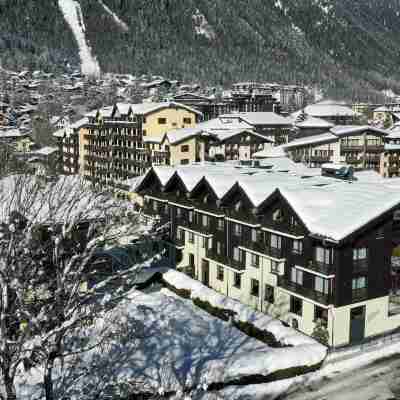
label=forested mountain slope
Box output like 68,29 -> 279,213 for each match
1,0 -> 400,99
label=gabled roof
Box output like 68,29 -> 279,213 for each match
140,161 -> 400,242
210,128 -> 272,143
198,117 -> 253,131
220,112 -> 292,127
330,125 -> 388,136
164,127 -> 203,145
295,116 -> 334,129
130,101 -> 203,117
302,101 -> 355,118
283,132 -> 337,148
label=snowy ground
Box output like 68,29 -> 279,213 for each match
58,0 -> 101,77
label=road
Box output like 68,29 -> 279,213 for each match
284,354 -> 400,400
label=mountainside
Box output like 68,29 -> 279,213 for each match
1,0 -> 400,100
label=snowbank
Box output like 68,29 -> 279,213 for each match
163,269 -> 326,350
58,0 -> 101,77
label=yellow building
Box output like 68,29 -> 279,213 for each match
76,102 -> 203,187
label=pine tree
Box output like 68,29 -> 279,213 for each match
312,319 -> 329,346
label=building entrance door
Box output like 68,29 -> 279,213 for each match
350,306 -> 366,343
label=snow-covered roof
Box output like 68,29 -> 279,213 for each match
130,101 -> 202,117
53,117 -> 88,138
280,181 -> 400,241
220,112 -> 292,126
330,125 -> 388,137
165,127 -> 203,144
0,128 -> 26,138
142,161 -> 400,242
302,101 -> 355,118
210,128 -> 272,143
374,106 -> 391,112
32,146 -> 58,156
283,132 -> 337,149
295,116 -> 334,129
198,117 -> 253,131
252,145 -> 287,158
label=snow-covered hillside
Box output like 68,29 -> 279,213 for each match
58,0 -> 101,77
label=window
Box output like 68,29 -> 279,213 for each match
158,117 -> 167,124
352,276 -> 367,290
233,273 -> 241,288
291,267 -> 303,285
180,159 -> 189,165
176,208 -> 182,218
233,247 -> 240,261
202,214 -> 209,227
264,284 -> 275,303
216,241 -> 222,255
314,306 -> 328,326
315,247 -> 333,265
234,223 -> 242,236
153,201 -> 158,212
251,279 -> 260,297
290,296 -> 303,316
272,208 -> 283,222
315,276 -> 329,294
251,253 -> 259,268
189,211 -> 194,223
217,219 -> 224,231
183,117 -> 192,124
188,232 -> 194,244
270,234 -> 282,249
271,260 -> 280,274
251,228 -> 258,242
293,240 -> 303,255
353,247 -> 367,260
217,265 -> 224,281
290,216 -> 299,227
202,237 -> 209,249
143,129 -> 147,136
181,145 -> 189,153
164,204 -> 169,214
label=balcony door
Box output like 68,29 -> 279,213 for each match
350,306 -> 365,343
202,259 -> 210,287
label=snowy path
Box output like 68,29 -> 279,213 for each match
58,0 -> 101,77
97,0 -> 129,32
283,339 -> 400,400
284,354 -> 400,400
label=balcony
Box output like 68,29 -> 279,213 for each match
306,260 -> 335,276
278,277 -> 334,306
341,145 -> 363,153
205,249 -> 246,271
366,145 -> 384,153
241,239 -> 266,255
265,246 -> 285,260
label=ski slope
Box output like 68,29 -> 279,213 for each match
58,0 -> 101,77
98,0 -> 129,32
